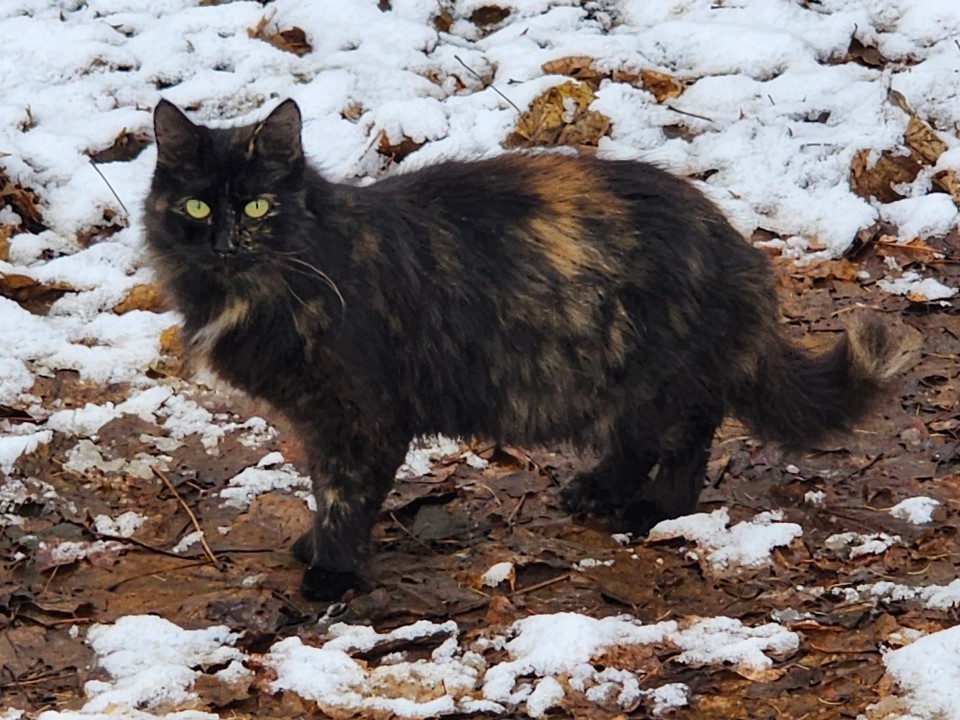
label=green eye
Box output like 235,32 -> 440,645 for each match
244,198 -> 271,218
184,199 -> 211,219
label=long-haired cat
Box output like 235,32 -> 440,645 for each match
145,99 -> 906,601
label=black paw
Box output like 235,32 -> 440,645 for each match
560,476 -> 617,517
291,530 -> 314,566
613,499 -> 668,536
300,566 -> 368,602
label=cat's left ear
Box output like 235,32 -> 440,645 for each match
250,99 -> 304,170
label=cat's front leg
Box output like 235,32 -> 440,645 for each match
292,448 -> 404,601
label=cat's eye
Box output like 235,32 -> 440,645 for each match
184,199 -> 211,219
244,198 -> 271,218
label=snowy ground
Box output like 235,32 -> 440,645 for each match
2,1 -> 960,718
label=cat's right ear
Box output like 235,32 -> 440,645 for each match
154,99 -> 201,169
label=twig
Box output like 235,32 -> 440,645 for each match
88,159 -> 129,217
389,511 -> 435,553
665,104 -> 714,123
454,55 -> 522,114
510,572 -> 572,596
151,466 -> 220,566
506,493 -> 526,524
106,560 -> 213,591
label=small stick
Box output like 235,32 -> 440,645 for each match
506,493 -> 526,524
665,105 -> 714,123
389,511 -> 434,553
151,466 -> 219,566
454,55 -> 522,114
88,159 -> 129,217
510,572 -> 571,596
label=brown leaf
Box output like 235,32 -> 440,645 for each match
377,131 -> 424,163
843,37 -> 889,68
113,282 -> 164,314
541,56 -> 606,91
0,169 -> 44,231
504,81 -> 611,149
904,116 -> 947,165
849,147 -> 922,203
87,130 -> 151,163
248,18 -> 312,56
0,223 -> 11,262
613,69 -> 684,103
0,272 -> 73,314
876,236 -> 943,265
932,168 -> 960,203
470,5 -> 510,27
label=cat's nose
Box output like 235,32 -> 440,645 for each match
213,231 -> 237,256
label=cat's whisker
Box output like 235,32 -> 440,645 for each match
273,255 -> 346,312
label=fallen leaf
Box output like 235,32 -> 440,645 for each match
904,116 -> 947,165
113,282 -> 164,314
377,131 -> 424,163
470,5 -> 510,28
613,68 -> 684,103
504,80 -> 611,149
248,17 -> 312,56
850,147 -> 922,203
541,56 -> 606,90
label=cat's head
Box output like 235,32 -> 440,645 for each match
145,99 -> 307,276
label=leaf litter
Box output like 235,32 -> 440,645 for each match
2,1 -> 960,719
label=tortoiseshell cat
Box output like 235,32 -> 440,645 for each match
145,99 -> 905,601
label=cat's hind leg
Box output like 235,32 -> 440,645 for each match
561,440 -> 658,519
616,418 -> 719,535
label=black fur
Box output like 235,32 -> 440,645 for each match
145,99 -> 904,600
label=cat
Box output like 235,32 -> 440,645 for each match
145,98 -> 907,601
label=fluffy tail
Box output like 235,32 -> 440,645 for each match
730,317 -> 912,448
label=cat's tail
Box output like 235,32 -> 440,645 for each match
729,317 -> 913,448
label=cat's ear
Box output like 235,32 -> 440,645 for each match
250,99 -> 304,169
154,99 -> 202,169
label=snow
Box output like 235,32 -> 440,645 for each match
481,561 -> 515,588
879,625 -> 960,720
648,508 -> 803,570
889,496 -> 940,524
2,1 -> 959,717
41,612 -> 797,719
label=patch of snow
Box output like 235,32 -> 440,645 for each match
804,490 -> 826,506
878,271 -> 958,302
397,435 -> 462,479
877,625 -> 960,720
220,462 -> 313,510
889,496 -> 939,524
649,508 -> 802,570
825,532 -> 901,558
172,531 -> 202,555
482,561 -> 515,588
94,511 -> 146,539
0,428 -> 52,472
81,616 -> 243,714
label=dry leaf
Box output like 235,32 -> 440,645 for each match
470,5 -> 510,27
0,169 -> 44,230
541,56 -> 606,91
931,168 -> 960,203
0,223 -> 11,262
613,69 -> 684,103
378,131 -> 424,163
504,80 -> 611,149
248,17 -> 312,56
849,148 -> 922,203
113,283 -> 164,314
876,236 -> 943,265
904,116 -> 947,165
88,130 -> 151,163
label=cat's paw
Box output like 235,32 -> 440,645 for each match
612,499 -> 667,536
560,475 -> 618,517
301,566 -> 368,601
